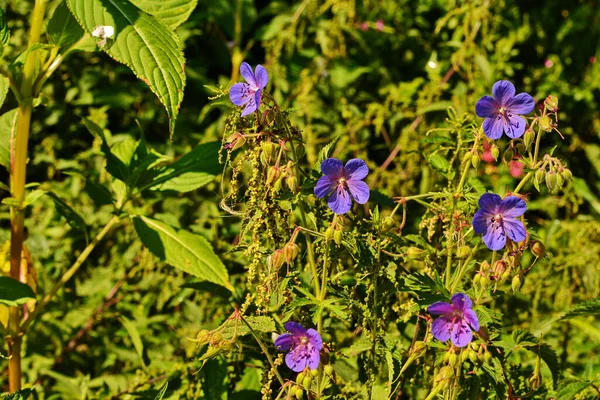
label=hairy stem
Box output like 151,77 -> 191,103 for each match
7,0 -> 48,391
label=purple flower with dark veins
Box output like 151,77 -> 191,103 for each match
229,62 -> 268,117
428,293 -> 480,348
472,193 -> 527,251
476,80 -> 535,140
275,322 -> 322,372
314,158 -> 370,214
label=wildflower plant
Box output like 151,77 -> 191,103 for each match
0,2 -> 596,400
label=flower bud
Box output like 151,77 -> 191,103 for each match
468,349 -> 478,363
286,175 -> 298,193
511,275 -> 523,293
539,115 -> 554,132
544,95 -> 558,112
535,169 -> 545,184
545,170 -> 556,192
411,340 -> 427,356
261,108 -> 276,125
555,170 -> 565,188
273,177 -> 283,193
503,148 -> 514,164
271,249 -> 285,270
531,241 -> 546,258
459,349 -> 469,363
491,145 -> 500,161
381,216 -> 394,230
560,168 -> 573,181
196,329 -> 210,344
436,366 -> 454,384
225,132 -> 246,152
483,351 -> 492,363
500,269 -> 511,282
267,166 -> 280,185
407,247 -> 425,260
261,142 -> 278,161
296,372 -> 306,386
456,246 -> 470,259
470,343 -> 479,352
310,368 -> 319,377
523,129 -> 535,150
529,372 -> 542,390
333,230 -> 343,245
294,387 -> 304,399
448,352 -> 458,367
462,152 -> 472,164
324,227 -> 334,242
480,275 -> 489,287
493,260 -> 506,277
471,153 -> 481,169
284,243 -> 300,263
302,375 -> 312,388
473,274 -> 481,285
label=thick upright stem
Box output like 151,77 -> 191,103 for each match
8,0 -> 48,392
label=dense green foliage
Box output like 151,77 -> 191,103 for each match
0,0 -> 599,399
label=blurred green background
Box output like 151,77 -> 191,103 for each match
0,0 -> 599,398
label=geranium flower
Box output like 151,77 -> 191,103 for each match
428,293 -> 480,347
274,322 -> 322,372
475,80 -> 535,140
314,158 -> 370,214
229,62 -> 268,117
472,193 -> 527,251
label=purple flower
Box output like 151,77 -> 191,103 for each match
428,293 -> 480,348
472,193 -> 527,251
475,80 -> 535,140
314,158 -> 370,215
274,322 -> 322,372
229,62 -> 268,117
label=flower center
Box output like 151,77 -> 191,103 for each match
337,177 -> 348,189
300,336 -> 309,345
498,106 -> 506,115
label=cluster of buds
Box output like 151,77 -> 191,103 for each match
533,154 -> 572,193
266,160 -> 299,194
293,369 -> 320,399
268,241 -> 300,270
324,223 -> 344,245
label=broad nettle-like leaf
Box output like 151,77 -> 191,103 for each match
0,6 -> 10,51
132,216 -> 233,292
129,0 -> 198,29
48,2 -> 97,52
0,109 -> 17,170
147,141 -> 222,193
65,0 -> 186,135
0,276 -> 36,307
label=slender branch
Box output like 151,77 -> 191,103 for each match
21,215 -> 120,333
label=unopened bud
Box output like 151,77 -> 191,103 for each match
545,170 -> 556,191
539,115 -> 554,132
468,349 -> 478,363
459,349 -> 469,363
511,275 -> 523,293
500,270 -> 511,282
448,352 -> 458,367
471,153 -> 481,169
196,329 -> 210,344
260,142 -> 278,163
535,169 -> 545,184
284,243 -> 300,264
462,152 -> 472,164
436,366 -> 454,384
271,249 -> 285,269
296,372 -> 306,386
310,368 -> 318,377
273,178 -> 283,193
333,230 -> 343,245
456,246 -> 470,259
490,145 -> 500,161
493,260 -> 506,277
294,387 -> 304,399
261,109 -> 276,125
561,168 -> 572,182
407,247 -> 425,260
324,227 -> 334,242
225,132 -> 246,152
544,95 -> 558,112
523,129 -> 535,150
483,351 -> 492,363
531,241 -> 546,258
286,175 -> 298,193
267,166 -> 280,185
473,274 -> 481,285
302,375 -> 312,388
480,275 -> 489,287
412,341 -> 426,355
555,170 -> 565,188
470,343 -> 479,352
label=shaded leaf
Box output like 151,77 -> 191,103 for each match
133,216 -> 233,291
154,382 -> 168,400
560,298 -> 600,320
130,0 -> 198,29
46,192 -> 88,241
0,276 -> 35,307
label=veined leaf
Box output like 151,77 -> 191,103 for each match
0,276 -> 36,307
560,297 -> 600,320
48,2 -> 86,50
132,216 -> 233,292
0,6 -> 10,52
65,0 -> 186,135
130,0 -> 198,29
146,141 -> 221,193
0,75 -> 9,110
154,382 -> 169,400
0,109 -> 17,170
46,192 -> 88,242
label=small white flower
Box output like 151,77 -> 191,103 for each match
91,25 -> 115,46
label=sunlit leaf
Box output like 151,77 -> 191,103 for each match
130,0 -> 198,29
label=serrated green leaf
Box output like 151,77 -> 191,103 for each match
0,7 -> 10,53
153,382 -> 168,400
560,298 -> 600,320
556,381 -> 591,400
132,216 -> 233,292
316,135 -> 340,172
65,0 -> 186,135
0,75 -> 9,111
47,2 -> 86,50
146,141 -> 221,193
0,109 -> 17,170
130,0 -> 198,29
0,276 -> 36,307
46,192 -> 88,242
219,316 -> 275,341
